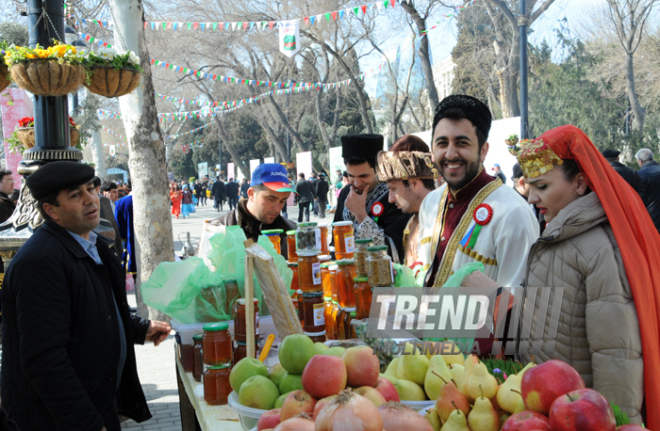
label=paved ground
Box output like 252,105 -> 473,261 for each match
121,199 -> 331,430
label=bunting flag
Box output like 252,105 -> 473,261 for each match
279,20 -> 300,58
101,126 -> 127,141
165,122 -> 214,139
79,32 -> 112,48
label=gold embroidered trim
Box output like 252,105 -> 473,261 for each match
422,264 -> 430,271
433,179 -> 502,287
458,245 -> 498,266
420,236 -> 432,245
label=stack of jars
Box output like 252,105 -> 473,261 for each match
261,229 -> 284,254
297,223 -> 326,340
201,322 -> 232,405
233,299 -> 260,365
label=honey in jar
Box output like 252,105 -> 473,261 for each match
344,309 -> 357,339
261,229 -> 283,254
298,250 -> 322,292
336,306 -> 347,341
304,330 -> 326,343
232,340 -> 259,365
323,298 -> 334,339
203,364 -> 232,405
192,333 -> 204,382
302,292 -> 325,333
353,276 -> 372,320
329,264 -> 339,302
234,298 -> 260,343
202,322 -> 232,366
336,259 -> 356,308
328,300 -> 340,340
297,289 -> 304,326
286,230 -> 298,262
289,262 -> 299,292
318,224 -> 330,255
332,221 -> 355,260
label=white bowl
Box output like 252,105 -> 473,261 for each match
400,399 -> 435,412
227,391 -> 267,431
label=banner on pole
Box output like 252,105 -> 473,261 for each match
296,151 -> 313,180
249,159 -> 261,177
279,20 -> 300,58
197,161 -> 208,178
264,157 -> 275,164
109,145 -> 116,158
227,162 -> 235,180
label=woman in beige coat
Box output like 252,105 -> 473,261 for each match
463,126 -> 660,426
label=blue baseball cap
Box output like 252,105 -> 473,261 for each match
251,163 -> 297,194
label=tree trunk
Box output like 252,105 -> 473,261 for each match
212,117 -> 249,178
90,127 -> 106,176
108,0 -> 174,321
496,67 -> 520,118
625,52 -> 645,132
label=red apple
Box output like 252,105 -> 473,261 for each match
302,354 -> 347,398
374,376 -> 400,402
257,408 -> 281,431
313,395 -> 338,419
521,360 -> 585,415
353,386 -> 387,407
341,346 -> 380,388
280,390 -> 317,421
501,411 -> 551,431
549,388 -> 616,431
617,426 -> 647,431
274,415 -> 315,431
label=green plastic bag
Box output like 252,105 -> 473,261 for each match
393,263 -> 417,287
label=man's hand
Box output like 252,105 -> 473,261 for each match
145,320 -> 171,346
345,184 -> 369,223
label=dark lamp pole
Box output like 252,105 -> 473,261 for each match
519,0 -> 529,140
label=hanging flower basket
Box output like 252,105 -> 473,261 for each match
15,126 -> 80,149
9,60 -> 85,97
0,63 -> 9,93
85,66 -> 141,98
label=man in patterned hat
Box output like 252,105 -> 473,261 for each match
333,134 -> 411,262
376,135 -> 438,280
418,95 -> 538,290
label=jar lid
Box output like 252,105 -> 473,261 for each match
350,311 -> 357,318
331,300 -> 338,305
329,265 -> 339,271
207,364 -> 231,370
297,250 -> 320,257
286,230 -> 297,235
353,276 -> 369,283
302,292 -> 324,298
303,330 -> 326,336
288,262 -> 298,267
298,222 -> 318,227
320,263 -> 331,268
193,333 -> 203,341
317,223 -> 328,228
336,259 -> 355,266
262,229 -> 284,235
203,322 -> 229,332
237,298 -> 259,305
319,255 -> 332,262
297,289 -> 304,294
324,296 -> 332,301
355,238 -> 374,244
332,221 -> 353,227
367,245 -> 388,251
344,307 -> 356,312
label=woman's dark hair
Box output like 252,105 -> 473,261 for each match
560,159 -> 592,194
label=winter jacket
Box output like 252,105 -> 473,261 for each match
296,179 -> 315,204
181,190 -> 193,205
208,199 -> 295,258
314,179 -> 330,203
211,181 -> 225,201
519,192 -> 644,423
608,161 -> 645,201
638,160 -> 660,232
1,221 -> 152,431
225,181 -> 239,199
0,191 -> 16,224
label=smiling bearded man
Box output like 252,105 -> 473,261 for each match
417,95 -> 539,290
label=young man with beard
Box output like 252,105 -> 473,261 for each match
376,135 -> 439,281
333,134 -> 411,262
418,95 -> 538,288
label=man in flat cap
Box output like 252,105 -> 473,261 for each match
418,95 -> 538,290
376,135 -> 438,281
601,148 -> 645,200
333,134 -> 411,262
1,161 -> 171,431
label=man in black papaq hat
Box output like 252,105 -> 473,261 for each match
1,161 -> 171,431
601,148 -> 645,200
333,134 -> 411,262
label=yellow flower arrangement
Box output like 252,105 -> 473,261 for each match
4,41 -> 83,66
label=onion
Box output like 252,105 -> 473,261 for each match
378,402 -> 433,431
275,413 -> 315,431
315,390 -> 383,431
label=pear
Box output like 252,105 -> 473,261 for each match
461,355 -> 479,395
424,356 -> 453,400
398,351 -> 430,385
448,364 -> 466,393
384,357 -> 399,377
394,378 -> 427,401
464,362 -> 498,402
441,340 -> 465,366
380,372 -> 398,385
435,380 -> 470,421
517,361 -> 536,378
513,397 -> 526,414
425,341 -> 438,359
440,403 -> 470,431
425,407 -> 443,431
496,373 -> 523,413
467,388 -> 500,431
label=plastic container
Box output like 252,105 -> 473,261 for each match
296,222 -> 319,252
354,276 -> 372,320
298,250 -> 322,292
261,229 -> 283,255
332,221 -> 355,260
228,391 -> 266,431
203,363 -> 232,405
336,259 -> 356,308
367,245 -> 394,287
286,230 -> 298,263
203,321 -> 232,365
302,292 -> 325,333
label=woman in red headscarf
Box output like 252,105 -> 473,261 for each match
462,125 -> 659,426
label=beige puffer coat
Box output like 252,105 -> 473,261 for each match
519,192 -> 644,423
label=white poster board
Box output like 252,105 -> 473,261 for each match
264,157 -> 275,164
328,146 -> 344,184
227,162 -> 235,180
197,162 -> 208,179
249,159 -> 261,177
296,151 -> 313,180
236,167 -> 246,182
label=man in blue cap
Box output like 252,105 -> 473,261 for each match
209,163 -> 297,258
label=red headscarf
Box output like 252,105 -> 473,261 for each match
534,125 -> 660,427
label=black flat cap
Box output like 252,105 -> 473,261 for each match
27,161 -> 95,200
341,134 -> 384,164
512,163 -> 523,179
433,95 -> 492,138
601,149 -> 620,159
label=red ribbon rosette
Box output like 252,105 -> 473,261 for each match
371,202 -> 384,217
473,203 -> 493,226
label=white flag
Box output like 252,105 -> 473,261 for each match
279,20 -> 300,58
109,145 -> 116,158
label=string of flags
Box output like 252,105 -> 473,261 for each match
101,126 -> 126,141
165,123 -> 214,139
79,33 -> 112,48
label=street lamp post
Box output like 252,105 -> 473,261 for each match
519,0 -> 529,140
285,79 -> 296,167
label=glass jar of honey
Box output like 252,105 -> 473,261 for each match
329,301 -> 340,340
318,224 -> 330,255
304,331 -> 326,343
336,259 -> 357,308
192,333 -> 204,382
353,276 -> 372,320
344,309 -> 357,339
286,230 -> 298,262
336,306 -> 347,341
329,264 -> 339,301
261,229 -> 283,254
204,363 -> 232,405
323,298 -> 334,339
354,238 -> 373,277
289,262 -> 299,292
234,298 -> 260,343
297,289 -> 304,325
202,322 -> 232,366
302,292 -> 325,333
332,221 -> 355,260
298,250 -> 322,292
296,222 -> 319,253
232,340 -> 258,365
320,258 -> 332,298
367,246 -> 394,287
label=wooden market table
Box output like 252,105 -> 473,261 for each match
175,356 -> 243,431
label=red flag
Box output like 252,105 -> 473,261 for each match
193,22 -> 199,30
243,22 -> 248,30
269,21 -> 275,29
331,11 -> 338,20
361,5 -> 367,14
304,16 -> 310,25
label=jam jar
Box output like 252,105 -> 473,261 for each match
336,259 -> 357,308
286,230 -> 298,262
234,298 -> 260,343
203,364 -> 232,405
202,322 -> 232,366
298,250 -> 322,292
296,222 -> 319,252
261,229 -> 283,254
302,292 -> 325,333
192,333 -> 204,382
332,221 -> 355,260
353,276 -> 372,320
